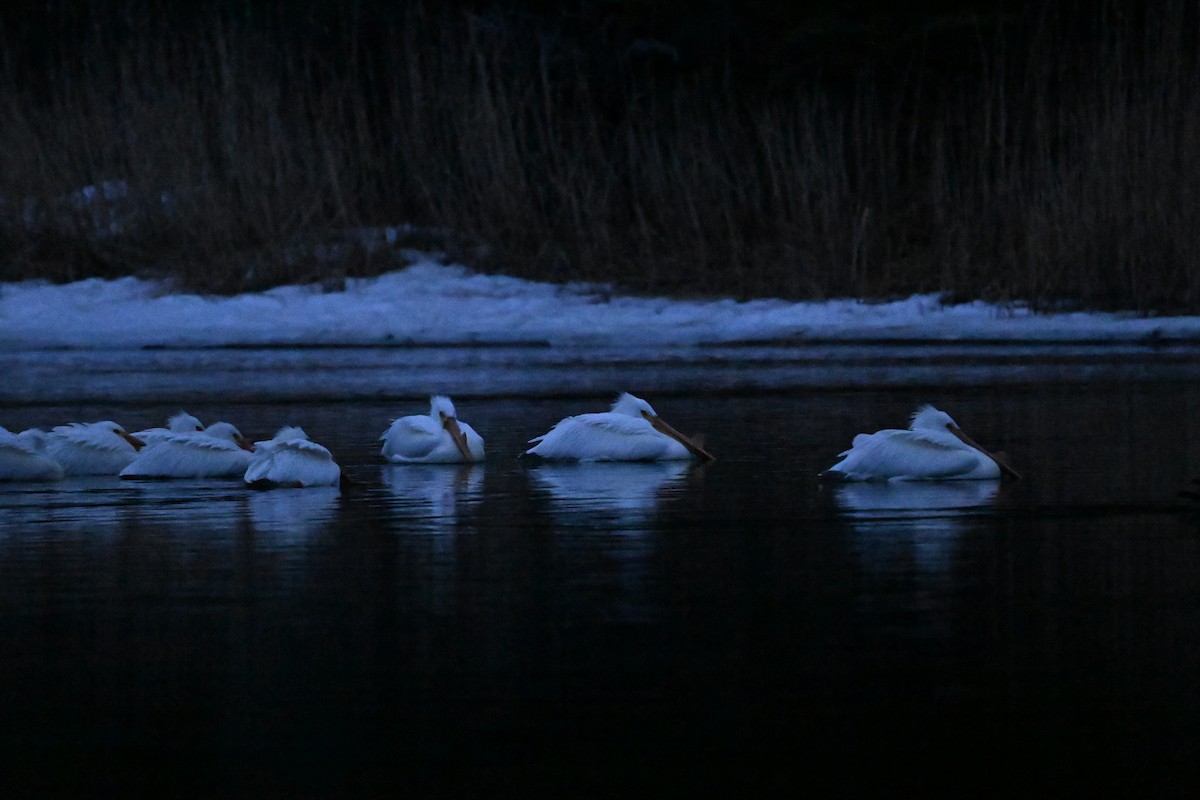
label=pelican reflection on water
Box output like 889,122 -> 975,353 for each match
380,463 -> 484,532
528,460 -> 694,525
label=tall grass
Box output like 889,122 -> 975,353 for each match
2,2 -> 1199,311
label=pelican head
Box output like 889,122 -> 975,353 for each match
430,395 -> 473,461
103,421 -> 145,450
611,392 -> 657,418
612,392 -> 715,461
910,404 -> 959,432
273,426 -> 309,442
168,412 -> 204,433
206,421 -> 255,452
910,404 -> 1020,481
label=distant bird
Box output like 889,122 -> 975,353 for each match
0,425 -> 65,481
120,422 -> 255,479
381,395 -> 484,464
45,421 -> 145,475
133,412 -> 205,446
526,392 -> 714,462
822,404 -> 1020,482
244,426 -> 340,488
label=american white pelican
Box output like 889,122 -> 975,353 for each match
0,426 -> 65,481
244,426 -> 340,488
525,393 -> 714,462
133,412 -> 205,446
45,421 -> 146,475
119,422 -> 255,479
822,404 -> 1020,482
380,396 -> 485,463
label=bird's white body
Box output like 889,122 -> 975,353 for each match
133,412 -> 205,446
526,393 -> 712,462
244,426 -> 340,488
45,421 -> 145,475
381,396 -> 485,464
824,405 -> 1004,481
120,422 -> 254,479
0,426 -> 65,481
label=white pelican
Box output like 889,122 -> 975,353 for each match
822,404 -> 1020,482
380,396 -> 485,463
45,421 -> 146,475
0,426 -> 65,481
244,426 -> 340,488
133,412 -> 205,446
525,393 -> 714,462
119,422 -> 255,479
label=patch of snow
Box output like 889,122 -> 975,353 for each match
1,255 -> 1199,350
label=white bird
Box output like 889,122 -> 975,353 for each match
133,412 -> 205,446
380,396 -> 485,464
0,426 -> 65,481
45,421 -> 146,475
822,404 -> 1020,482
525,393 -> 714,462
119,422 -> 255,479
244,426 -> 340,488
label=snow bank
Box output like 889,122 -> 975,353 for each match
2,256 -> 1198,350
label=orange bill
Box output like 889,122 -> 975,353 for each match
949,425 -> 1021,481
646,413 -> 715,461
442,417 -> 475,461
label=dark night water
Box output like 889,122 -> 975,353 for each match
2,356 -> 1200,796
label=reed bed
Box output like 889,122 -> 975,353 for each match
1,2 -> 1198,311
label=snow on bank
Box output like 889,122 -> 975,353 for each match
1,257 -> 1198,350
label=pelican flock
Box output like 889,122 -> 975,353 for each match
381,396 -> 484,464
822,404 -> 1020,482
1,394 -> 1030,491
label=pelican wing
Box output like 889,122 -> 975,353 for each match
527,412 -> 689,461
120,433 -> 251,478
0,427 -> 35,456
831,429 -> 982,480
51,423 -> 134,453
381,415 -> 445,460
0,427 -> 64,480
245,439 -> 339,487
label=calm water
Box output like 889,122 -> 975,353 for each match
2,358 -> 1200,795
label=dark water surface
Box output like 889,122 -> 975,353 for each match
2,364 -> 1200,796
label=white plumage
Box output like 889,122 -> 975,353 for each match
823,405 -> 1018,482
45,421 -> 146,475
244,426 -> 340,488
120,422 -> 254,479
381,396 -> 485,463
133,412 -> 205,446
0,426 -> 65,481
526,393 -> 714,462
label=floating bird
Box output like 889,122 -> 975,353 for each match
525,393 -> 714,462
380,395 -> 484,463
133,412 -> 205,446
119,422 -> 255,479
45,421 -> 145,475
0,426 -> 65,481
822,404 -> 1020,482
244,426 -> 340,488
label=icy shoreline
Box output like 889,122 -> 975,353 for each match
2,257 -> 1199,350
